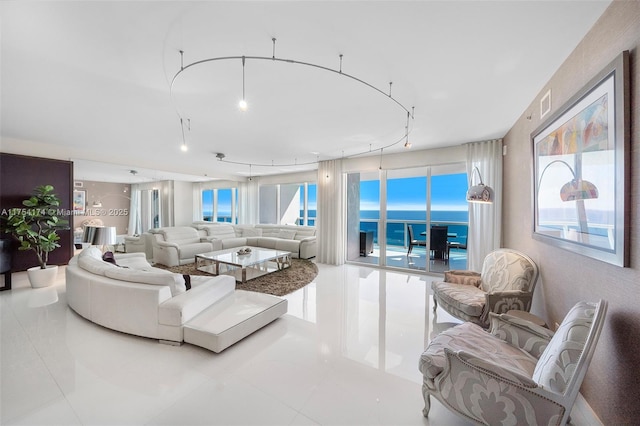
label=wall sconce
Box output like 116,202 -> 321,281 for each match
466,166 -> 494,204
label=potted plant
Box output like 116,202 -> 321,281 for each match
2,185 -> 69,287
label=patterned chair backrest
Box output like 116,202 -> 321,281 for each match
480,249 -> 538,293
532,300 -> 607,397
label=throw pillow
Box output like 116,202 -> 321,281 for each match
444,270 -> 482,287
183,274 -> 192,290
102,251 -> 117,265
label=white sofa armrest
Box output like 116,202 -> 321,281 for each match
156,240 -> 180,249
158,276 -> 235,326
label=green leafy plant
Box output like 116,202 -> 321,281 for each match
2,185 -> 69,269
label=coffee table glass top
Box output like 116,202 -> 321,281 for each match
195,247 -> 292,283
196,247 -> 290,267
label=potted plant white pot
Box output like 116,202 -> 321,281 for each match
2,185 -> 69,288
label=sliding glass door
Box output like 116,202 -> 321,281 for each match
347,164 -> 468,273
386,168 -> 427,270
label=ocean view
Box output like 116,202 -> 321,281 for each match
203,209 -> 469,247
358,210 -> 468,246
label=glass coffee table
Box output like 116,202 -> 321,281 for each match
195,247 -> 292,284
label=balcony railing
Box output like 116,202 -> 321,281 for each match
359,219 -> 468,249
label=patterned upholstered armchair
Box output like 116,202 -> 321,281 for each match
432,249 -> 538,327
419,300 -> 607,425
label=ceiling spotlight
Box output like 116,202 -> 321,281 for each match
216,153 -> 226,160
130,170 -> 138,175
239,56 -> 248,112
179,117 -> 190,152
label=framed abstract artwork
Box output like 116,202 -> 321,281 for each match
532,51 -> 630,267
73,189 -> 86,215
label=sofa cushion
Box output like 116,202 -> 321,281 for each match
103,267 -> 187,296
79,246 -> 104,260
256,237 -> 278,249
256,226 -> 280,238
115,255 -> 152,270
178,242 -> 215,259
293,228 -> 315,241
158,227 -> 201,245
220,237 -> 248,249
278,229 -> 296,240
203,224 -> 236,240
275,239 -> 300,254
432,281 -> 486,317
419,322 -> 538,380
240,227 -> 262,237
78,255 -> 118,276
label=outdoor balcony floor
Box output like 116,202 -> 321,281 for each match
353,245 -> 467,273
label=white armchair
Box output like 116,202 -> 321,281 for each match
419,300 -> 607,425
432,248 -> 539,327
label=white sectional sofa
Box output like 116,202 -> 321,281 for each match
126,223 -> 316,267
195,223 -> 317,260
149,226 -> 214,267
66,247 -> 287,352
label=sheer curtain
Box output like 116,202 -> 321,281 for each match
128,185 -> 142,235
238,179 -> 260,225
192,182 -> 203,222
467,139 -> 503,271
316,159 -> 345,265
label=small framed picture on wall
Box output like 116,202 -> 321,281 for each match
73,189 -> 86,215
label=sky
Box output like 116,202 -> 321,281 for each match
361,173 -> 468,211
202,172 -> 468,217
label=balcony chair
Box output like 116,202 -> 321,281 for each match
407,224 -> 426,255
419,299 -> 607,425
432,248 -> 538,328
430,225 -> 448,260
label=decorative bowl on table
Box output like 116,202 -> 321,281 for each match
236,247 -> 252,255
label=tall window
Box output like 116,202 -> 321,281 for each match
201,188 -> 237,223
298,183 -> 317,226
202,189 -> 213,222
217,188 -> 233,223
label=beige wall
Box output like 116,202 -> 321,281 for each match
502,2 -> 639,423
73,180 -> 131,235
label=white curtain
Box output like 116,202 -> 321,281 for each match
128,185 -> 142,235
317,159 -> 345,265
467,139 -> 503,271
238,179 -> 260,225
192,182 -> 203,222
160,180 -> 174,227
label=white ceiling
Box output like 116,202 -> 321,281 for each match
1,1 -> 611,183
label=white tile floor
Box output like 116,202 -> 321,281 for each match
1,263 -> 596,425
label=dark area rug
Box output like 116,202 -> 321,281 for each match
155,258 -> 318,296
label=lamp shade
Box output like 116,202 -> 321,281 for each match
466,184 -> 494,204
466,166 -> 494,204
82,226 -> 116,245
560,179 -> 599,201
